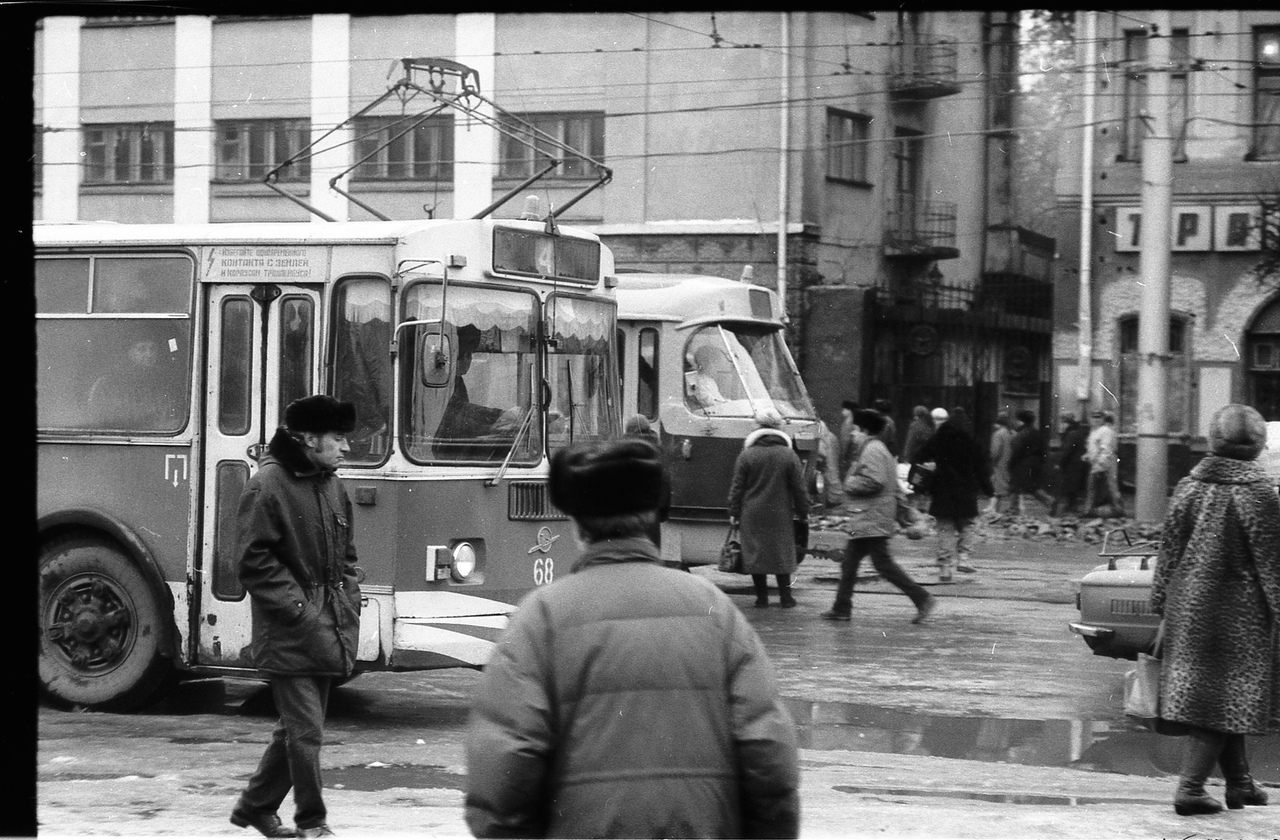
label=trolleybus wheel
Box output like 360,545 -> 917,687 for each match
38,536 -> 172,711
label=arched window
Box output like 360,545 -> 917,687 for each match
1246,296 -> 1280,421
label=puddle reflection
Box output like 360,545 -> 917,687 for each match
783,698 -> 1277,783
833,785 -> 1158,806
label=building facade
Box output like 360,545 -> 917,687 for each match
1053,10 -> 1280,486
34,11 -> 1055,438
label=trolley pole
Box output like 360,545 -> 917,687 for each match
1134,13 -> 1173,522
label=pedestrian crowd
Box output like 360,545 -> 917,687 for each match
228,393 -> 1274,837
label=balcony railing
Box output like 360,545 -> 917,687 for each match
874,275 -> 975,310
889,40 -> 962,100
884,194 -> 959,259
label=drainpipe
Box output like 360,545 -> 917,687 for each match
777,11 -> 790,323
1076,10 -> 1097,415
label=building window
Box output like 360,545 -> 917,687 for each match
1253,27 -> 1280,160
826,109 -> 871,184
1117,316 -> 1190,435
215,119 -> 310,182
352,116 -> 453,181
498,112 -> 604,180
84,123 -> 174,184
1121,28 -> 1190,161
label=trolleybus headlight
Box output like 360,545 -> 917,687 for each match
451,542 -> 478,582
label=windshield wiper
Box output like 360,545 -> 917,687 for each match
486,405 -> 535,487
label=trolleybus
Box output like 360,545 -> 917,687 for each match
614,271 -> 820,566
36,217 -> 619,710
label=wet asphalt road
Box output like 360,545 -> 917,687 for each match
34,528 -> 1280,838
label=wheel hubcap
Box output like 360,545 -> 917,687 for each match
45,575 -> 133,671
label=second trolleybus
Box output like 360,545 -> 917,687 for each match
614,271 -> 821,566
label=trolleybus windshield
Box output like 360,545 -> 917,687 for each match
683,323 -> 814,420
546,293 -> 618,448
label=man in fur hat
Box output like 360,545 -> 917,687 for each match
231,395 -> 363,839
465,439 -> 800,839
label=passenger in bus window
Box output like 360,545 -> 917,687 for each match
466,439 -> 800,838
232,395 -> 362,839
436,327 -> 506,440
86,338 -> 182,431
684,345 -> 729,411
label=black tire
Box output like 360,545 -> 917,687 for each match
39,535 -> 173,711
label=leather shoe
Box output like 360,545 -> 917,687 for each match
231,809 -> 296,837
297,825 -> 335,838
911,595 -> 938,625
820,609 -> 851,621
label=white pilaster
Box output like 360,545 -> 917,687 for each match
174,16 -> 213,225
453,14 -> 496,219
41,17 -> 81,222
310,14 -> 351,222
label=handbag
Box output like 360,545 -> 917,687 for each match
1123,620 -> 1185,734
907,461 -> 935,494
718,525 -> 744,574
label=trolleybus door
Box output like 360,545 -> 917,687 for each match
196,283 -> 321,668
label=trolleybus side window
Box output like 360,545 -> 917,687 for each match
218,297 -> 254,435
36,254 -> 193,433
637,327 -> 659,420
683,324 -> 815,420
332,277 -> 392,464
278,296 -> 314,422
546,292 -> 619,450
401,281 -> 539,464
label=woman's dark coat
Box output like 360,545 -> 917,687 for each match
728,430 -> 810,576
914,421 -> 993,519
1008,423 -> 1048,495
1152,455 -> 1280,734
465,537 -> 801,838
237,428 -> 362,677
1054,421 -> 1090,499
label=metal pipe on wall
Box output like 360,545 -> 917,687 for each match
777,11 -> 790,322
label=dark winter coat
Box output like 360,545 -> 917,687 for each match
914,421 -> 993,520
902,417 -> 934,465
1008,424 -> 1048,495
1054,422 -> 1089,499
841,437 -> 898,539
237,428 -> 362,677
464,537 -> 801,839
1152,455 -> 1280,734
728,430 -> 810,576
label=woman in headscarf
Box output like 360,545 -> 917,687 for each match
1152,403 -> 1280,816
728,408 -> 810,608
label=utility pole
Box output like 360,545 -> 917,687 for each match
1076,11 -> 1097,416
1134,12 -> 1173,522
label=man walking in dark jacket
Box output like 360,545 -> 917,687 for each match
231,395 -> 363,839
914,409 -> 993,582
465,439 -> 800,838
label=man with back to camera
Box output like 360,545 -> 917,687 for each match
231,395 -> 363,839
465,438 -> 800,838
1082,409 -> 1125,516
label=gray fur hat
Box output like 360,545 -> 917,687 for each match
1208,403 -> 1267,461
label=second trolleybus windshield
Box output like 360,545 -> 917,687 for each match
683,322 -> 814,420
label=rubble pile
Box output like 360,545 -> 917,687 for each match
809,507 -> 1164,547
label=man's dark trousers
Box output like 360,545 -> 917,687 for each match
236,674 -> 332,829
832,536 -> 930,613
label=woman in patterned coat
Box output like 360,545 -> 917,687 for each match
1152,403 -> 1280,816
